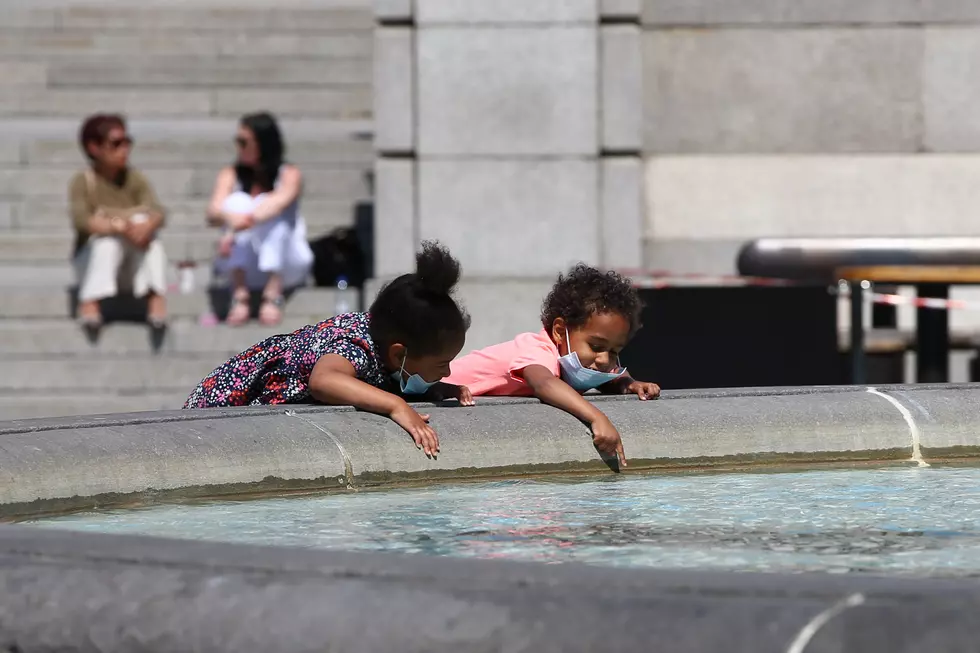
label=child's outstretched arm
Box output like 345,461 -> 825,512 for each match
309,354 -> 440,456
519,364 -> 627,466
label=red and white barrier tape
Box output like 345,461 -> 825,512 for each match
862,292 -> 972,311
619,270 -> 979,311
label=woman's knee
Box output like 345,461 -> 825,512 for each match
221,191 -> 256,214
89,235 -> 124,256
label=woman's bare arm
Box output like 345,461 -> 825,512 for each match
206,167 -> 238,226
251,165 -> 302,223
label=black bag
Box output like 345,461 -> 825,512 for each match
310,226 -> 367,288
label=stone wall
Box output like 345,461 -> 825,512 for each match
374,0 -> 644,281
642,0 -> 980,274
375,0 -> 980,279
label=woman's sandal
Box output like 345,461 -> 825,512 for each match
226,292 -> 251,326
148,315 -> 168,353
78,314 -> 102,344
258,295 -> 284,326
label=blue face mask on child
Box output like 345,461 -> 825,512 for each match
391,350 -> 438,395
558,329 -> 627,392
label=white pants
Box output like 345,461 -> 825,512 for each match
75,236 -> 168,302
218,191 -> 313,291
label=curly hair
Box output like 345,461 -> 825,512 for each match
541,264 -> 643,336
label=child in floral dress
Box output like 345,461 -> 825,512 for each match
184,241 -> 471,456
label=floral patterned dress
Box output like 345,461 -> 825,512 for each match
183,312 -> 390,408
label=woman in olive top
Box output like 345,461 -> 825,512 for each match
68,114 -> 168,337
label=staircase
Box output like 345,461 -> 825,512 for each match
0,0 -> 374,420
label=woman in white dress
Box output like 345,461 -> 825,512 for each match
206,112 -> 314,326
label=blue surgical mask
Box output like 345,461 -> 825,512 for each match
557,328 -> 627,392
391,350 -> 438,395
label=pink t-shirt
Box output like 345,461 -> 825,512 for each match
445,330 -> 560,396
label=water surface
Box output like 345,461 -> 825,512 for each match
30,466 -> 980,576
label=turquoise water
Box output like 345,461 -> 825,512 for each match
29,466 -> 980,576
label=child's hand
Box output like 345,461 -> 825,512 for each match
422,382 -> 475,406
625,380 -> 660,401
390,403 -> 440,457
590,414 -> 627,467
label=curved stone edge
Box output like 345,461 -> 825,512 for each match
1,524 -> 980,653
1,384 -> 978,518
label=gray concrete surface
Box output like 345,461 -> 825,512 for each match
416,27 -> 598,156
600,25 -> 643,152
373,27 -> 415,154
416,0 -> 598,24
643,29 -> 922,154
643,0 -> 980,24
3,387 -> 980,650
5,524 -> 980,653
642,0 -> 922,24
418,159 -> 600,275
2,385 -> 977,518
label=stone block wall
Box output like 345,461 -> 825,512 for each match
372,1 -> 980,352
373,0 -> 645,282
642,1 -> 980,275
375,0 -> 980,282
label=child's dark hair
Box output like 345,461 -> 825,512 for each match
369,241 -> 470,355
541,264 -> 643,336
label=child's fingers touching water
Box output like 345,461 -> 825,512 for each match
590,415 -> 627,467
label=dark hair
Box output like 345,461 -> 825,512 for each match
79,114 -> 126,161
541,264 -> 643,337
369,241 -> 470,356
236,111 -> 285,192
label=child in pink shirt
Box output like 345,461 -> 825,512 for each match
446,265 -> 659,467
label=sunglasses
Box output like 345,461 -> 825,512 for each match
107,136 -> 133,150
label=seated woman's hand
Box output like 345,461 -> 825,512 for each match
217,232 -> 235,258
224,212 -> 254,232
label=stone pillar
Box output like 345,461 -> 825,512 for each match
373,0 -> 645,279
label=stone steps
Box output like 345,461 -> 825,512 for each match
0,0 -> 375,420
0,287 -> 341,318
0,117 -> 373,140
0,318 -> 319,355
0,30 -> 372,59
0,231 -> 228,262
10,134 -> 373,166
0,88 -> 372,119
4,4 -> 372,32
0,392 -> 189,421
0,166 -> 371,199
41,56 -> 371,88
1,198 -> 358,232
1,356 -> 222,392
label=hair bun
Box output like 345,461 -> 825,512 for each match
415,240 -> 461,296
